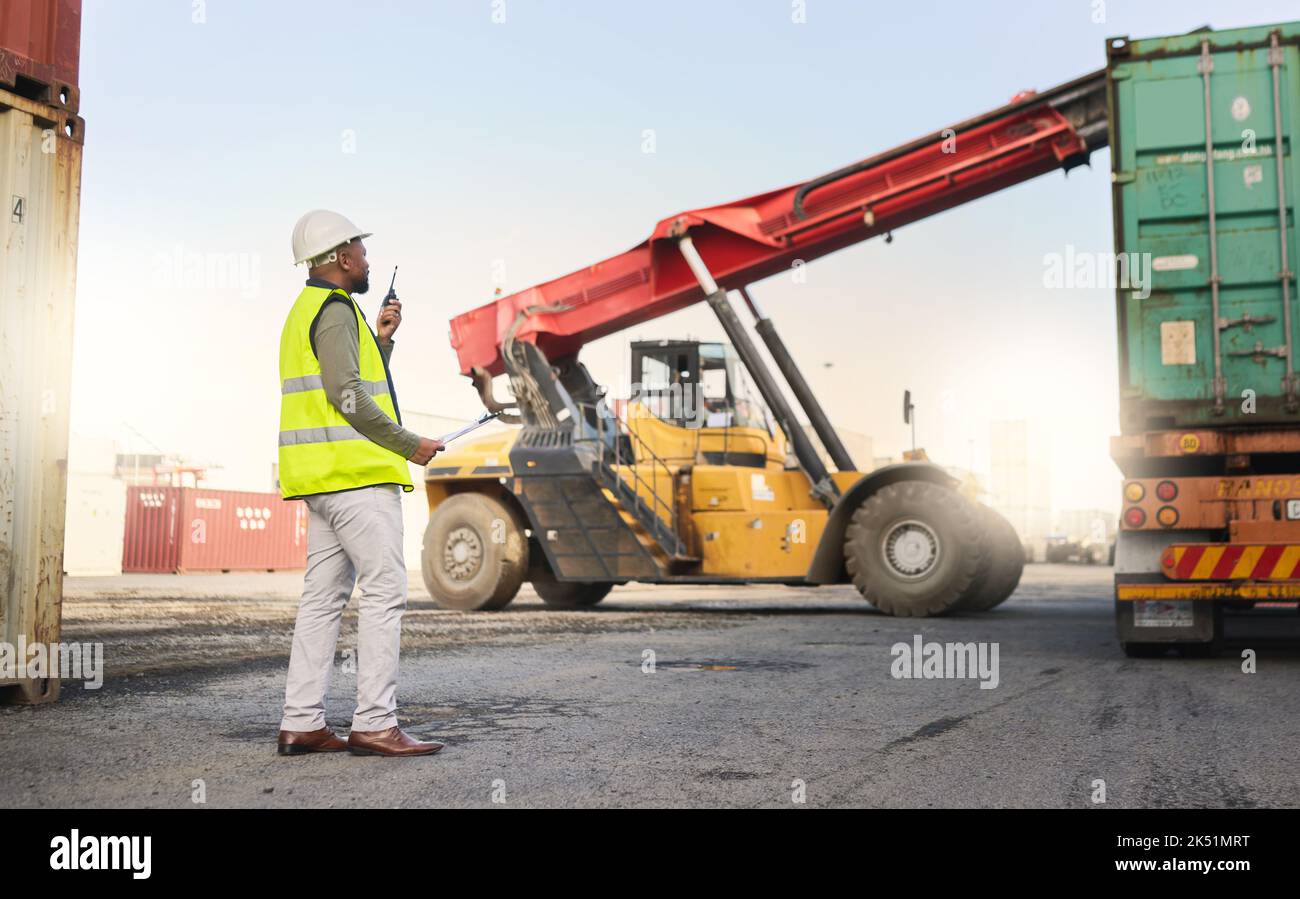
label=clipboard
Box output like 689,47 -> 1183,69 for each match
437,411 -> 502,445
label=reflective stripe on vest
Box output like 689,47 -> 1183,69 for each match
281,375 -> 391,396
276,284 -> 414,499
279,425 -> 366,446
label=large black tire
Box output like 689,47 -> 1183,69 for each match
530,564 -> 612,609
843,481 -> 987,617
956,506 -> 1024,612
422,493 -> 528,611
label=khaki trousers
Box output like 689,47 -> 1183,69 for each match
280,483 -> 406,733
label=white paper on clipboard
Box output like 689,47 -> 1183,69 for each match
436,412 -> 501,445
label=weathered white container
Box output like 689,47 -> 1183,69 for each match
0,86 -> 84,703
62,473 -> 126,577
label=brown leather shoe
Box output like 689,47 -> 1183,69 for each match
277,726 -> 347,756
347,726 -> 444,757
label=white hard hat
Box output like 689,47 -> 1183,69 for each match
291,209 -> 372,266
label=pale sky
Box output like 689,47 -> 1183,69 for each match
69,0 -> 1299,512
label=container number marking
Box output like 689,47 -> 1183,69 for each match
1152,254 -> 1199,272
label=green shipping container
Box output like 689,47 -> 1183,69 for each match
1109,22 -> 1300,434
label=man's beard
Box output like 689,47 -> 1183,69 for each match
353,275 -> 370,295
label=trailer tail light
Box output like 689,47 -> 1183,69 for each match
1124,507 -> 1147,528
1124,482 -> 1145,502
1156,506 -> 1179,527
1156,480 -> 1178,502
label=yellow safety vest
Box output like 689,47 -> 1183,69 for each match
277,283 -> 414,499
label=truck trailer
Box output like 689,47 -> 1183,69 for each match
1108,22 -> 1300,655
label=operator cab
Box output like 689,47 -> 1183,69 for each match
630,340 -> 771,431
624,339 -> 783,469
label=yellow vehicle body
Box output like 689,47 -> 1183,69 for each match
418,339 -> 1017,615
423,402 -> 862,581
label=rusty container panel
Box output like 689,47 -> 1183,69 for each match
178,488 -> 308,572
122,487 -> 308,573
0,85 -> 84,704
0,0 -> 81,113
121,487 -> 182,573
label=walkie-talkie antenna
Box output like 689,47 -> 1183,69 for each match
382,266 -> 399,307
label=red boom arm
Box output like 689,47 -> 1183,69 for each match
450,71 -> 1105,377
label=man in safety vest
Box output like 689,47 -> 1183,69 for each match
276,209 -> 444,757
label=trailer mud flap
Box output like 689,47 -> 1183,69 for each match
1115,596 -> 1219,644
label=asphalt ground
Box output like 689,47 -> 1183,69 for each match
2,564 -> 1297,808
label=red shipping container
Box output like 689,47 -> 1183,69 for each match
122,487 -> 309,573
0,0 -> 81,111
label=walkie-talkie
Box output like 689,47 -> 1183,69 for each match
382,265 -> 399,310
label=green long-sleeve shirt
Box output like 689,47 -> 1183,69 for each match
307,279 -> 422,460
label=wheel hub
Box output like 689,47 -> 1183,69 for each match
443,527 -> 483,581
881,519 -> 940,580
